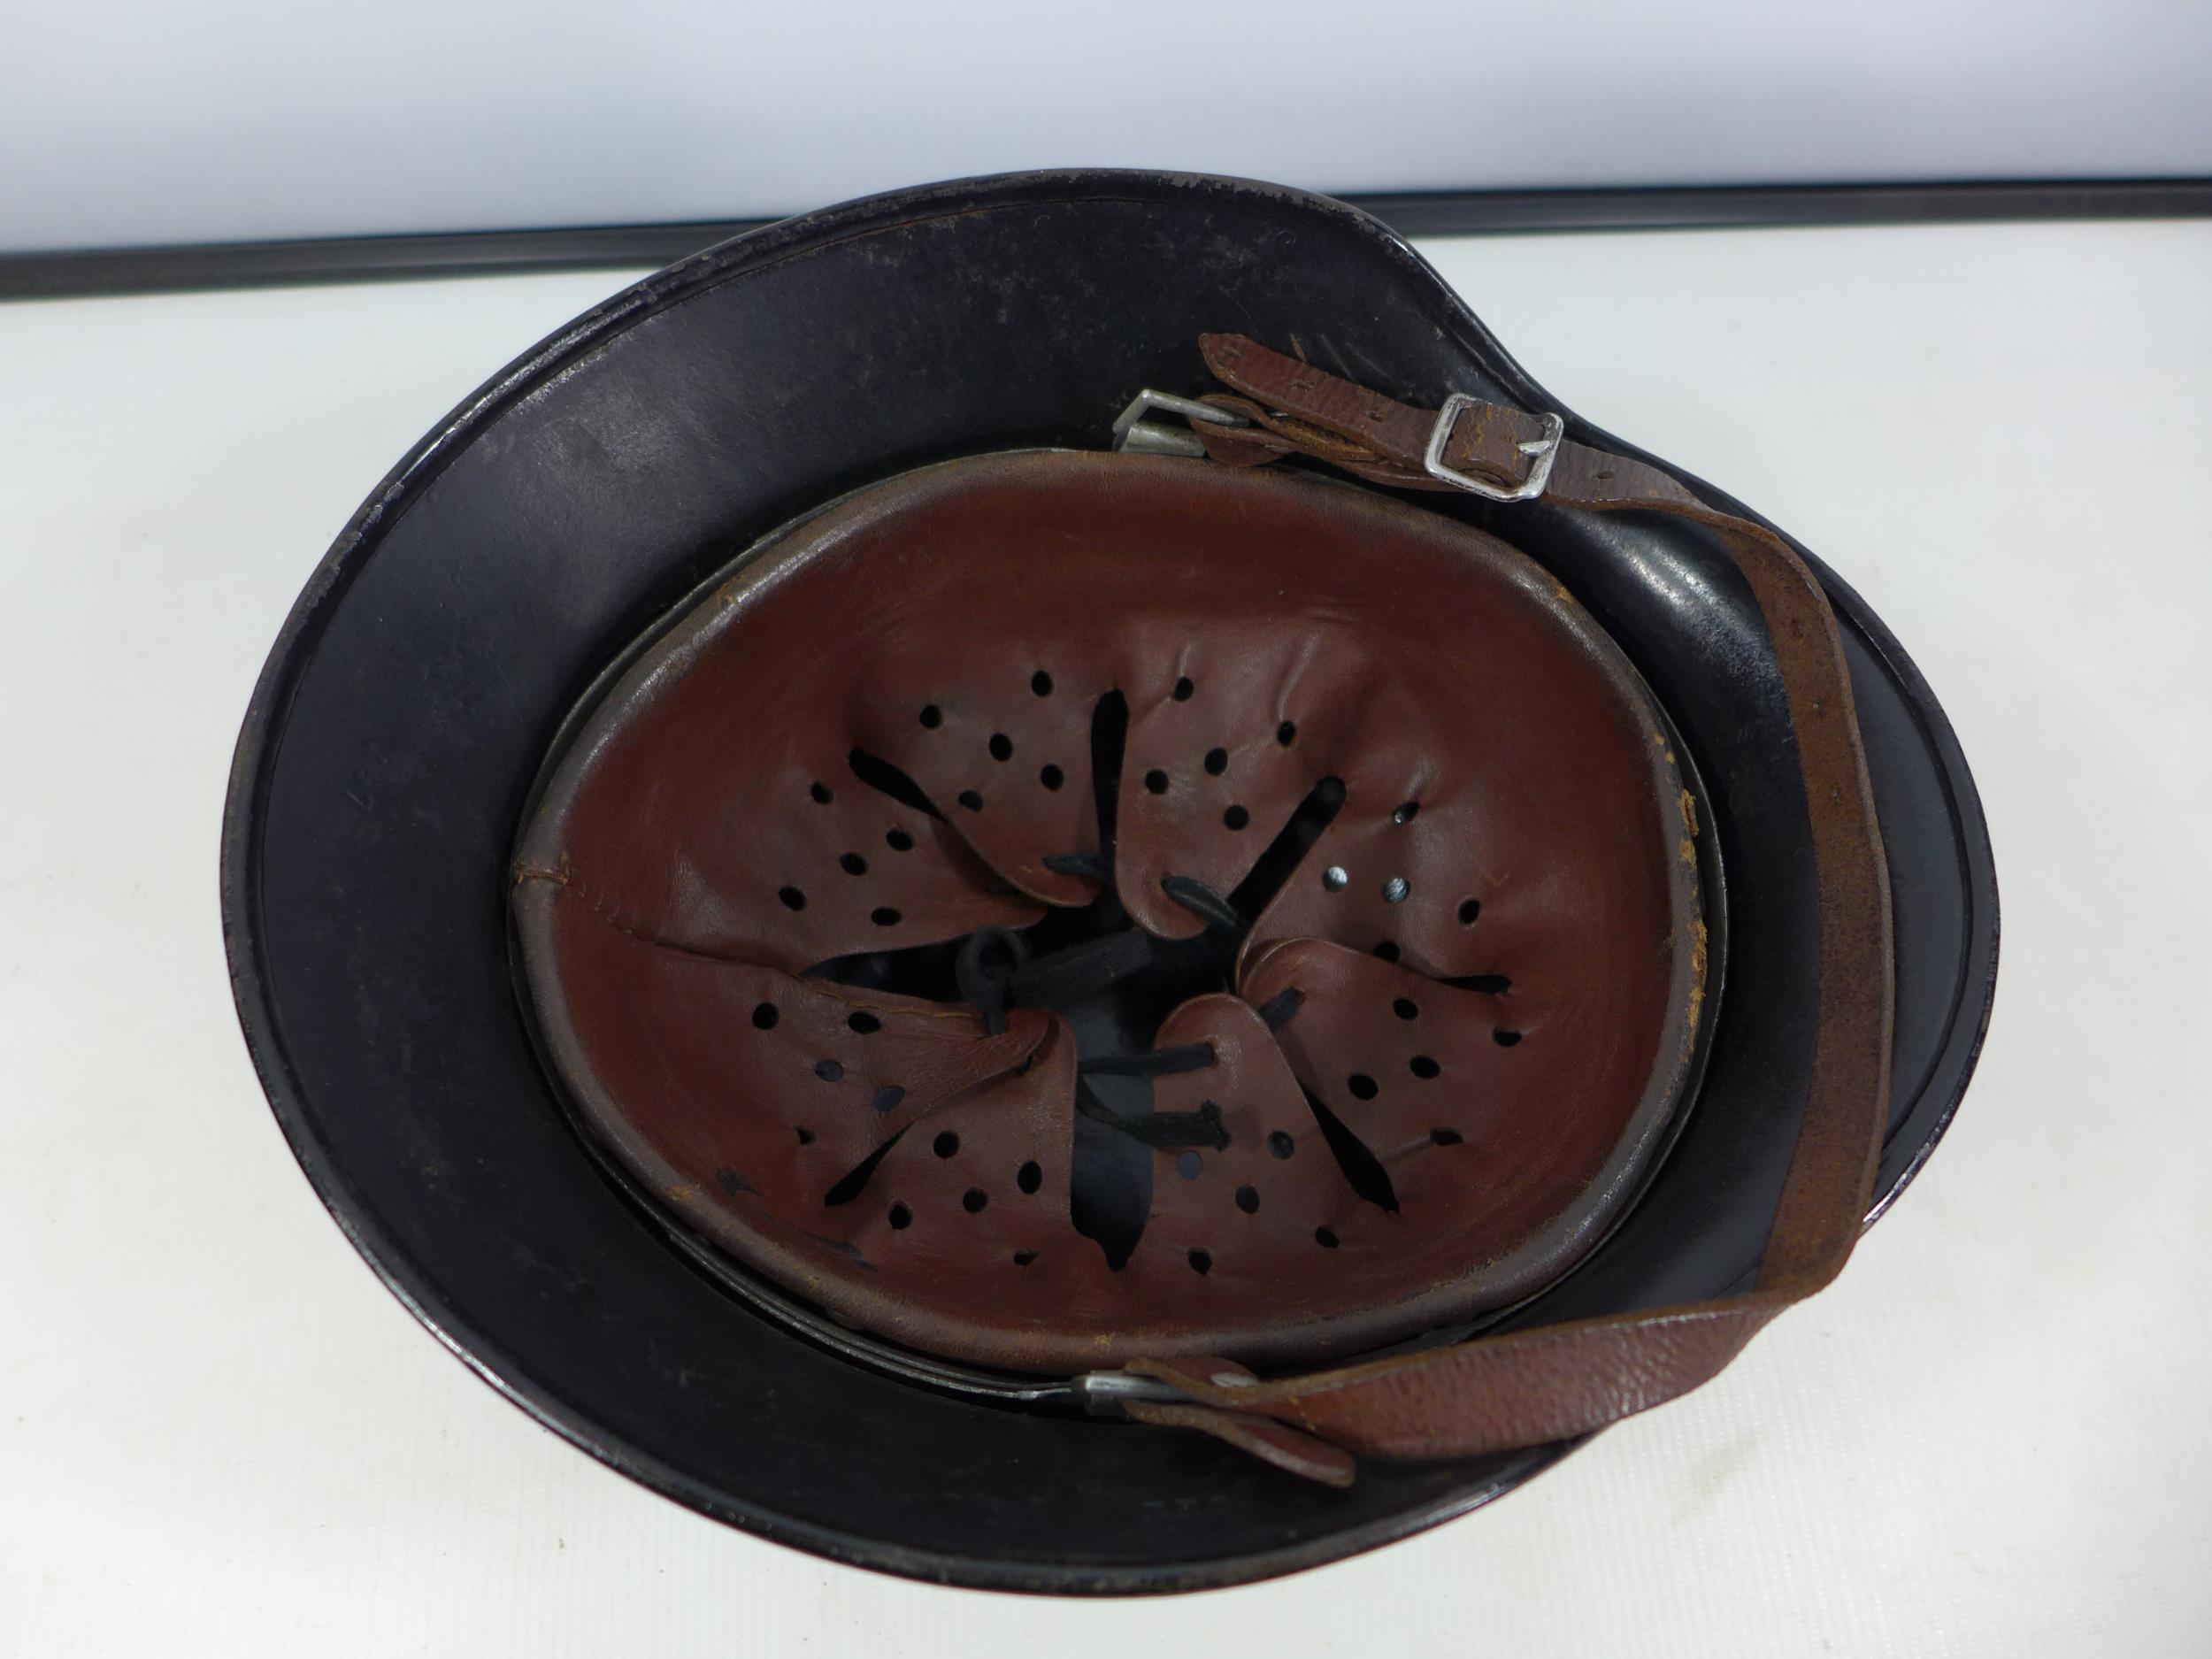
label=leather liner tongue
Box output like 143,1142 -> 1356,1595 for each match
511,449 -> 1699,1376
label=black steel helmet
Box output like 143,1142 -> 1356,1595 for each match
225,170 -> 1996,1591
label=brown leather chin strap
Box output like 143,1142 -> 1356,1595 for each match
1118,334 -> 1894,1483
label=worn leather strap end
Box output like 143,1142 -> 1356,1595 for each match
1122,1398 -> 1358,1488
1130,1303 -> 1773,1472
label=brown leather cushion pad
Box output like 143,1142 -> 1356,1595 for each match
511,450 -> 1704,1372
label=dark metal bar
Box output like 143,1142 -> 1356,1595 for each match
4,178 -> 2207,303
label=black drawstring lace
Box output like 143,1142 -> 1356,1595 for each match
1075,1090 -> 1230,1149
1041,850 -> 1111,881
1013,929 -> 1153,1009
963,863 -> 1299,1083
954,926 -> 1031,1035
1078,1043 -> 1217,1078
1159,872 -> 1244,933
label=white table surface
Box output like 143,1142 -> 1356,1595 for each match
3,218 -> 2208,1656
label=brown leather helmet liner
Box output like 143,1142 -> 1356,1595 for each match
512,449 -> 1703,1374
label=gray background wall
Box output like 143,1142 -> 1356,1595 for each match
4,0 -> 2208,253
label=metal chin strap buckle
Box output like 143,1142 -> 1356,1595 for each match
1111,390 -> 1251,457
1424,395 -> 1565,503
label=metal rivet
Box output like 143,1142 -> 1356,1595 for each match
1323,865 -> 1349,892
1382,876 -> 1410,903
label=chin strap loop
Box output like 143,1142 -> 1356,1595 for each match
1114,334 -> 1894,1486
